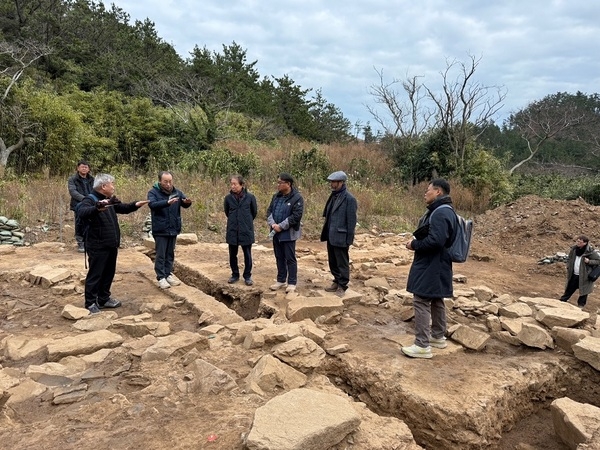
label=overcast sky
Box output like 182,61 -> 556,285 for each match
111,0 -> 600,133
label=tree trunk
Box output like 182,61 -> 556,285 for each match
0,136 -> 25,179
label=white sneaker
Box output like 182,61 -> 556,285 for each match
430,337 -> 448,349
285,284 -> 296,293
166,274 -> 181,286
158,278 -> 170,289
401,344 -> 432,359
270,281 -> 287,291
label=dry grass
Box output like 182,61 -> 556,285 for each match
0,140 -> 488,244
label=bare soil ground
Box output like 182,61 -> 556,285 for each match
1,194 -> 599,449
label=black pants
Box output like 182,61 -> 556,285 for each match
154,235 -> 177,280
229,244 -> 253,280
85,247 -> 118,307
560,274 -> 588,307
73,211 -> 84,247
273,236 -> 297,285
327,242 -> 350,290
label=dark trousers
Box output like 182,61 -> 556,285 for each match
154,235 -> 177,280
73,211 -> 84,247
560,274 -> 588,306
273,236 -> 297,285
327,242 -> 350,290
229,244 -> 253,280
85,247 -> 118,307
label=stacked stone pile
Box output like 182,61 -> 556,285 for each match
538,252 -> 569,265
0,216 -> 25,246
142,213 -> 152,237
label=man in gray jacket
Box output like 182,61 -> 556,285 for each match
320,171 -> 358,296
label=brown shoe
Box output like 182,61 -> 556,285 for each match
324,282 -> 338,292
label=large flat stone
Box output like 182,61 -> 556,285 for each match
46,330 -> 124,361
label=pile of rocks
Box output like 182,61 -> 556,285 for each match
142,214 -> 152,237
0,216 -> 25,246
538,252 -> 568,265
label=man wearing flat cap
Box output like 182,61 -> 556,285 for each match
320,171 -> 358,296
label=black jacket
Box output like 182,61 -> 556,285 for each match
407,196 -> 455,299
320,187 -> 358,247
147,184 -> 191,236
68,173 -> 95,211
224,188 -> 257,246
77,192 -> 140,250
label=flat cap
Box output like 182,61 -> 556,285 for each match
327,171 -> 347,181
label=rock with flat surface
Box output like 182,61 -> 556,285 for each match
246,388 -> 361,450
46,330 -> 124,361
572,336 -> 600,371
517,322 -> 554,349
499,302 -> 532,318
551,397 -> 600,449
140,330 -> 202,362
28,265 -> 71,288
244,354 -> 307,395
451,324 -> 490,351
535,307 -> 589,329
272,336 -> 326,373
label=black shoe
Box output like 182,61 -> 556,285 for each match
228,277 -> 239,284
87,304 -> 101,314
99,298 -> 122,308
245,278 -> 253,286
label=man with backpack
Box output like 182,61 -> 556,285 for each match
68,160 -> 94,253
77,174 -> 148,314
402,178 -> 455,359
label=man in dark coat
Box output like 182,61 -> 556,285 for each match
77,174 -> 148,314
267,172 -> 304,293
68,160 -> 94,252
148,171 -> 192,289
320,171 -> 358,296
560,235 -> 600,308
402,178 -> 455,359
224,175 -> 258,286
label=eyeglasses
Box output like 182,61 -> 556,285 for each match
276,181 -> 289,185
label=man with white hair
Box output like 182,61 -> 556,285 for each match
77,174 -> 149,314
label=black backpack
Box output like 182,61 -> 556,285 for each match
75,192 -> 99,244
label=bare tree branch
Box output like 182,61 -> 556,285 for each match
367,68 -> 434,140
0,40 -> 52,102
424,54 -> 506,168
508,99 -> 586,174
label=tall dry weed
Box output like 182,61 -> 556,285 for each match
0,140 -> 486,245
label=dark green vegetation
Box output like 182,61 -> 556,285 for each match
1,0 -> 599,210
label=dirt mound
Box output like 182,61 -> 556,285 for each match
471,195 -> 600,258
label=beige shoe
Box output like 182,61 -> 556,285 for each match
429,337 -> 448,349
285,284 -> 296,293
158,278 -> 170,289
324,282 -> 338,292
270,281 -> 287,291
166,274 -> 181,286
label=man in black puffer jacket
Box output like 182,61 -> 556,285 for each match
77,174 -> 148,314
402,178 -> 455,359
67,160 -> 94,252
148,171 -> 192,290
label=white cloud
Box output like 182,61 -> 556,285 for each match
112,0 -> 600,130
